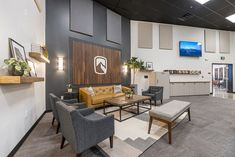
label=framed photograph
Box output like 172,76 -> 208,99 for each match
9,38 -> 27,61
146,62 -> 153,70
27,59 -> 37,77
34,0 -> 42,13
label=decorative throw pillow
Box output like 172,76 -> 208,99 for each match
114,85 -> 122,94
87,87 -> 95,96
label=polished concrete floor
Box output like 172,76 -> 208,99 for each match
212,86 -> 235,99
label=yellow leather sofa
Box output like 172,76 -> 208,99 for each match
79,85 -> 130,108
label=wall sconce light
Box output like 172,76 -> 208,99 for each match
57,57 -> 64,71
123,64 -> 128,74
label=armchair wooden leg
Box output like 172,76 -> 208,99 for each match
52,117 -> 55,126
154,100 -> 157,106
148,116 -> 153,134
168,123 -> 172,144
188,108 -> 191,121
56,123 -> 60,134
60,136 -> 65,149
109,135 -> 113,148
161,99 -> 163,104
76,153 -> 81,157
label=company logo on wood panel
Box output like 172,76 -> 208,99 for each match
94,56 -> 107,75
72,40 -> 121,85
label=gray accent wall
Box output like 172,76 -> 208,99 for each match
46,0 -> 131,110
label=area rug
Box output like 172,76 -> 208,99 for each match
96,106 -> 187,157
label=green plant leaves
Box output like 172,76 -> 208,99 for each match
4,58 -> 31,76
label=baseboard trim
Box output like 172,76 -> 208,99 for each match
7,111 -> 47,157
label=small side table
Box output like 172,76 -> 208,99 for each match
64,91 -> 78,101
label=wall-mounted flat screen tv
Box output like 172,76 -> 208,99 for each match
179,41 -> 202,57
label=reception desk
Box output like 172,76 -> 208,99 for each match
170,81 -> 210,96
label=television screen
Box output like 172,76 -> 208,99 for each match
179,41 -> 202,57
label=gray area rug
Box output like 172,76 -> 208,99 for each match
140,96 -> 235,157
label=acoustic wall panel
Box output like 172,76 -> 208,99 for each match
159,24 -> 173,50
205,29 -> 216,53
70,0 -> 93,36
138,22 -> 153,49
219,31 -> 230,54
107,9 -> 122,44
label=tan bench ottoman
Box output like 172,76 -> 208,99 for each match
148,100 -> 191,144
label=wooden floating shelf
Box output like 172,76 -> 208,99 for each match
29,52 -> 50,63
0,76 -> 44,85
139,69 -> 154,72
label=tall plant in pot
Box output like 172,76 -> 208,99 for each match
126,57 -> 144,85
4,58 -> 31,76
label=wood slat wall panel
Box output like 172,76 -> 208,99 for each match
72,40 -> 121,85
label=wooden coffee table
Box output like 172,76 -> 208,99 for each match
103,95 -> 151,122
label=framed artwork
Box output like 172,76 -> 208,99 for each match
9,38 -> 27,61
34,0 -> 42,12
27,59 -> 37,77
146,62 -> 153,70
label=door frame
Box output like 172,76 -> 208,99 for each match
212,63 -> 233,94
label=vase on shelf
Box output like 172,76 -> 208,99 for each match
8,66 -> 24,76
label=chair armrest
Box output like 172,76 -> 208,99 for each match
122,86 -> 131,93
79,88 -> 92,107
142,91 -> 149,95
67,102 -> 86,109
154,91 -> 162,95
63,99 -> 78,104
77,108 -> 95,116
88,114 -> 114,124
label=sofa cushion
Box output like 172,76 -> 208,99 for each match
114,85 -> 122,93
87,87 -> 95,96
142,93 -> 155,98
91,94 -> 113,105
149,100 -> 190,121
112,93 -> 125,97
93,86 -> 113,95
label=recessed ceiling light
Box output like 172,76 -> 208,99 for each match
194,0 -> 210,4
226,14 -> 235,23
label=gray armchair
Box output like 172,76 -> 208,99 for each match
49,93 -> 86,133
56,101 -> 114,157
142,86 -> 163,105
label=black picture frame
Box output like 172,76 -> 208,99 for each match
146,62 -> 153,70
9,38 -> 27,62
27,59 -> 37,77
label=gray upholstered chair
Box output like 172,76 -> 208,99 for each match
49,93 -> 86,133
142,86 -> 163,105
56,101 -> 114,157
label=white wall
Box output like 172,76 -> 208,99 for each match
0,0 -> 46,156
131,21 -> 235,93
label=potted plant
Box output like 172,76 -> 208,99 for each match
4,58 -> 31,76
124,89 -> 133,99
66,83 -> 73,92
126,57 -> 145,84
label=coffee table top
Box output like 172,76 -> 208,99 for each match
104,95 -> 151,106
